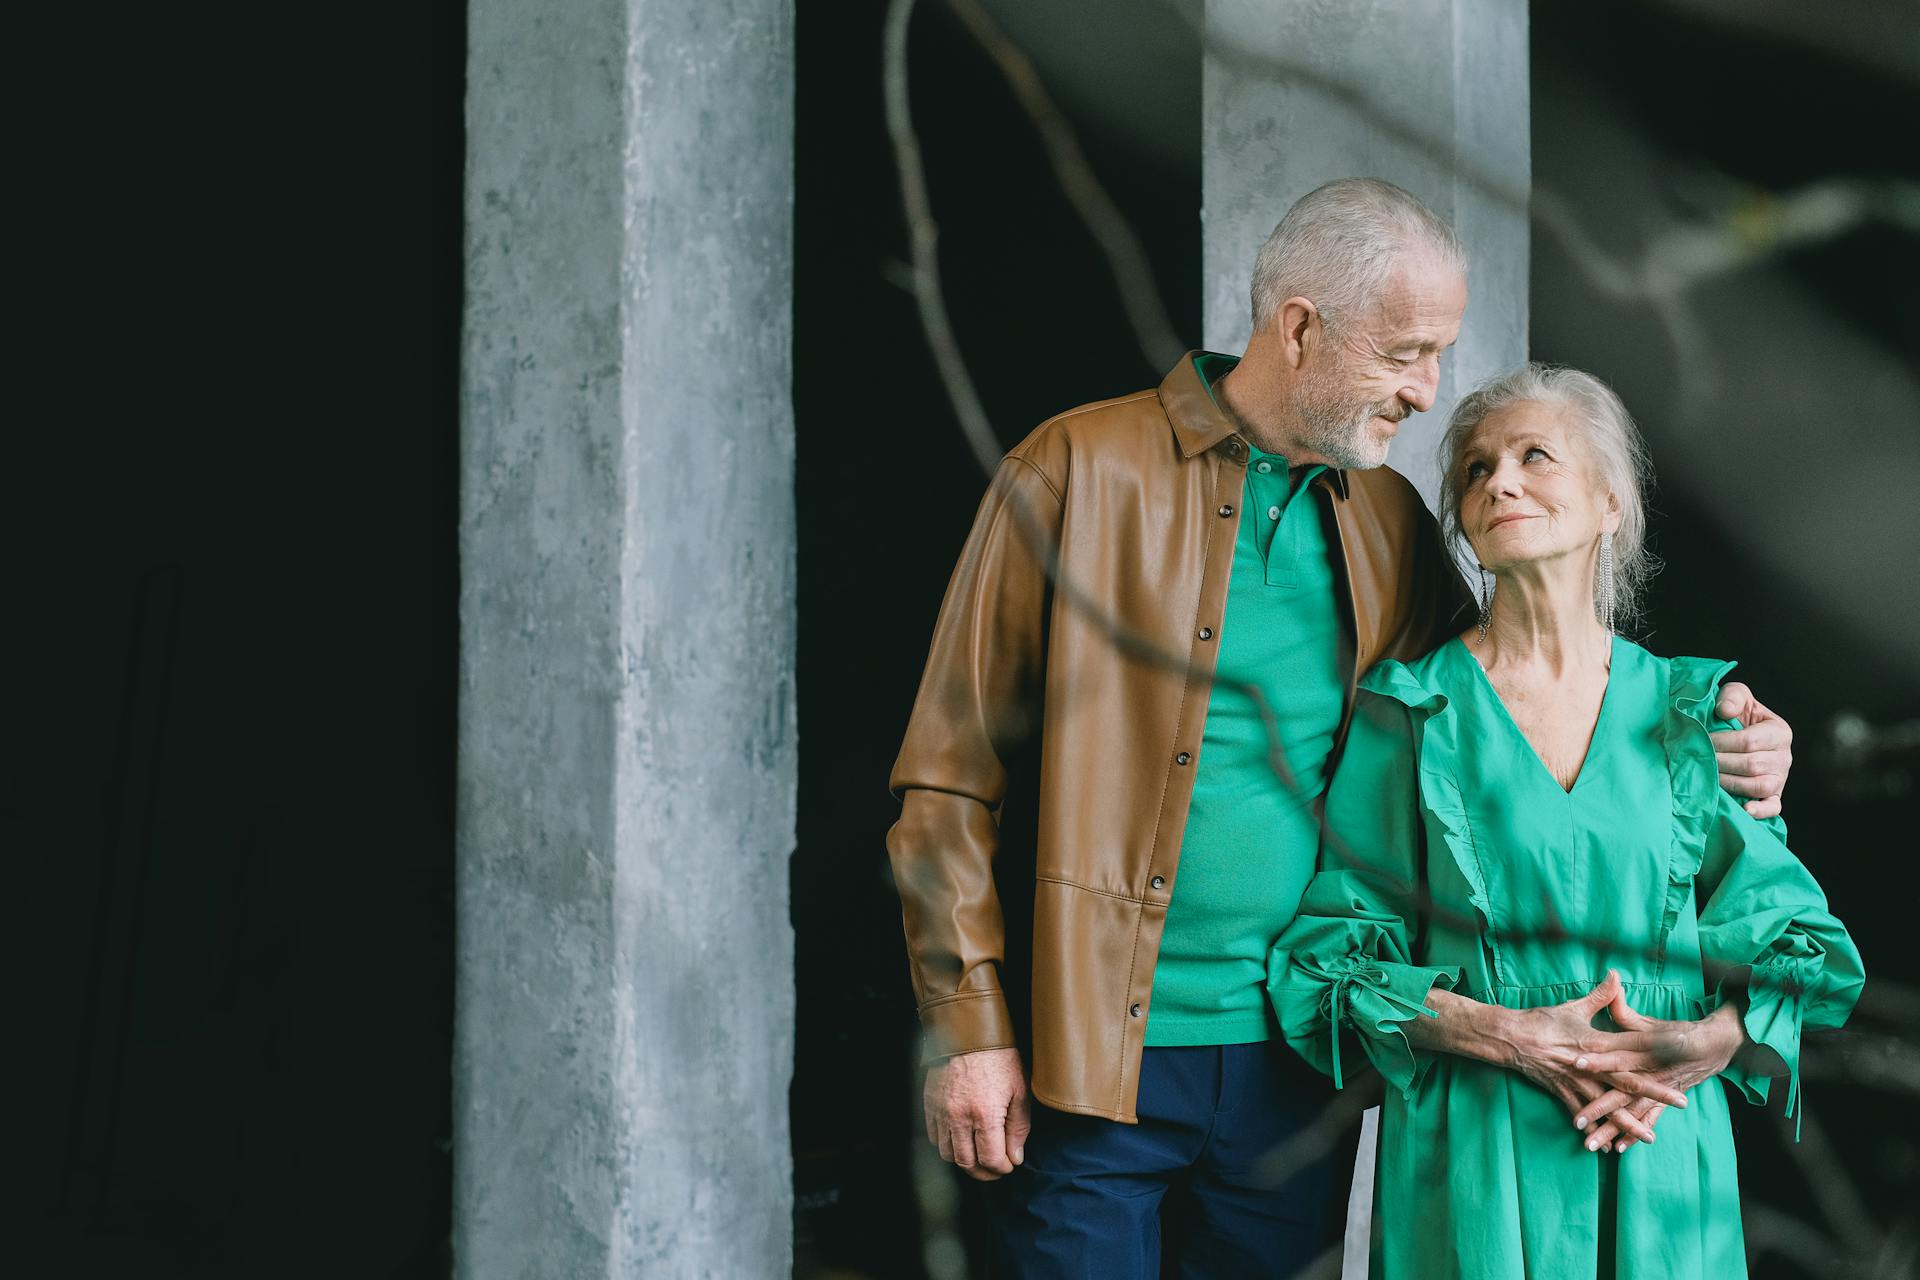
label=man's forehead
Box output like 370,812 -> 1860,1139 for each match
1366,261 -> 1467,333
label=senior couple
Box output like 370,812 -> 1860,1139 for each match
885,179 -> 1863,1278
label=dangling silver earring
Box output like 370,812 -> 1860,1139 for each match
1477,564 -> 1493,644
1597,532 -> 1616,634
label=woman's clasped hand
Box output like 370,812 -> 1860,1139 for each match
1497,969 -> 1745,1155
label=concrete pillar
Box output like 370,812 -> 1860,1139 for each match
1201,4 -> 1527,1273
1203,0 -> 1529,510
457,0 -> 796,1275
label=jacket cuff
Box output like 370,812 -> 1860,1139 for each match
918,990 -> 1018,1064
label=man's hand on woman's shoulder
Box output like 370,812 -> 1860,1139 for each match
1712,680 -> 1793,820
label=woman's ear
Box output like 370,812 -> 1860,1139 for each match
1600,487 -> 1623,535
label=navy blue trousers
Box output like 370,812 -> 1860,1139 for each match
990,1040 -> 1355,1279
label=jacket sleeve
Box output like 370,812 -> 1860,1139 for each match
1423,529 -> 1476,654
1696,787 -> 1865,1136
1267,688 -> 1460,1098
887,452 -> 1062,1063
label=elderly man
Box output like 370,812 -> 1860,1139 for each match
885,178 -> 1792,1275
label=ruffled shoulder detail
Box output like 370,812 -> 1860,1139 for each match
1355,644 -> 1507,984
1653,652 -> 1740,980
1666,654 -> 1742,728
1356,652 -> 1449,711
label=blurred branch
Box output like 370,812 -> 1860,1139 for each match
1779,1108 -> 1887,1271
884,0 -> 1006,476
947,0 -> 1188,372
1744,1202 -> 1846,1276
1538,176 -> 1920,305
1534,175 -> 1920,420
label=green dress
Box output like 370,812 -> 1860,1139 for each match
1266,636 -> 1864,1279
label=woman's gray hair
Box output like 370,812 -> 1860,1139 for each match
1438,364 -> 1658,628
1250,178 -> 1467,335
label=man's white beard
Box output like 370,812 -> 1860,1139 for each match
1296,363 -> 1401,470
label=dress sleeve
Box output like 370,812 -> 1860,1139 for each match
1266,684 -> 1461,1098
1695,786 -> 1864,1136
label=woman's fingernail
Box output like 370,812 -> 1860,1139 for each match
1587,1139 -> 1600,1151
1575,1117 -> 1587,1129
1575,1057 -> 1589,1069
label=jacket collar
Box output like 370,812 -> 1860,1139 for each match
1158,351 -> 1350,499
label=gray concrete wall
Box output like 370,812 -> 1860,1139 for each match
457,0 -> 796,1275
1203,0 -> 1529,510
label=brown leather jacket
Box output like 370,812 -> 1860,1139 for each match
887,354 -> 1471,1122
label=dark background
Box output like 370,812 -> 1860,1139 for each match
16,2 -> 1915,1276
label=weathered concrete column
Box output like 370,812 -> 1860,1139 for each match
1203,0 -> 1529,509
1202,4 -> 1527,1273
457,1 -> 796,1275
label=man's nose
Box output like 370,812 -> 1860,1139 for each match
1400,355 -> 1441,412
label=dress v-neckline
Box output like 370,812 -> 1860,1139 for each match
1452,634 -> 1619,796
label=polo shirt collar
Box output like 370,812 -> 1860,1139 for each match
1159,350 -> 1351,499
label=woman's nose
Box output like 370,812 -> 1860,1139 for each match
1484,460 -> 1524,497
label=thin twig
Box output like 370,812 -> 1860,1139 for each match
943,0 -> 1188,373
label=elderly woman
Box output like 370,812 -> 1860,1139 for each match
1266,365 -> 1863,1278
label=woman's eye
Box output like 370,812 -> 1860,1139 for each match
1465,461 -> 1487,479
1524,447 -> 1548,463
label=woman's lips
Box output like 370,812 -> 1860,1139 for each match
1488,514 -> 1536,528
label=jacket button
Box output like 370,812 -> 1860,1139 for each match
1218,504 -> 1233,518
1175,751 -> 1191,766
1150,875 -> 1165,890
1129,1003 -> 1143,1017
1198,627 -> 1213,641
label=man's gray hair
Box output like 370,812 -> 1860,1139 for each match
1249,178 -> 1467,334
1438,364 -> 1658,628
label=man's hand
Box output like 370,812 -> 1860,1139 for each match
1565,989 -> 1746,1154
923,1047 -> 1031,1181
1712,681 -> 1793,820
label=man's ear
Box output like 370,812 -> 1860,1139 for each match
1278,296 -> 1319,369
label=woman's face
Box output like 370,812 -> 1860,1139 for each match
1458,400 -> 1619,574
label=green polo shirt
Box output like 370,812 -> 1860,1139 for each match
1144,353 -> 1349,1047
